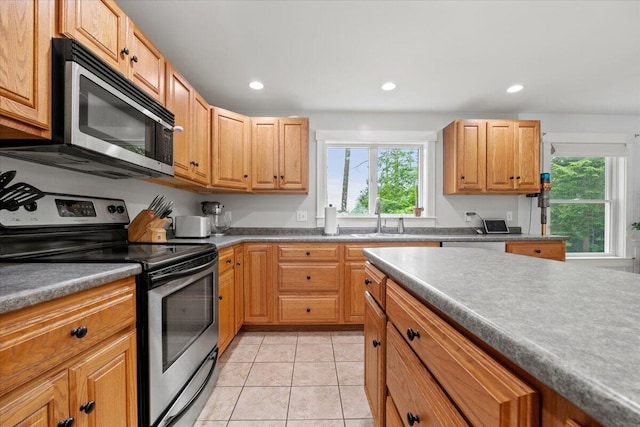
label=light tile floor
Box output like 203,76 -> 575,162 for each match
195,330 -> 373,427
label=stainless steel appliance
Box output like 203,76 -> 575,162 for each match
201,201 -> 231,235
0,193 -> 219,427
0,38 -> 175,179
174,215 -> 211,238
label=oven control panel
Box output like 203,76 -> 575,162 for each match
0,193 -> 129,228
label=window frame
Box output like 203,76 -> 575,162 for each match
315,130 -> 437,224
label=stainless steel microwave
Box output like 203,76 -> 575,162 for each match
0,38 -> 175,179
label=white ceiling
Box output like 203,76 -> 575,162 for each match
118,0 -> 640,115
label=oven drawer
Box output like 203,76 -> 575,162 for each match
0,278 -> 136,394
278,296 -> 339,323
278,264 -> 340,292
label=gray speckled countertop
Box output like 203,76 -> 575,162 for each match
169,232 -> 566,249
0,263 -> 141,315
363,246 -> 640,427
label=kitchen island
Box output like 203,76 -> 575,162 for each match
363,246 -> 640,427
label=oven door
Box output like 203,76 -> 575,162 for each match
147,257 -> 218,425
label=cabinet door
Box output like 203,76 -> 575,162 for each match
212,108 -> 251,190
243,244 -> 274,324
0,372 -> 68,427
344,262 -> 366,323
486,121 -> 516,191
218,268 -> 235,354
278,118 -> 309,191
364,292 -> 386,427
166,63 -> 193,179
69,331 -> 137,427
233,245 -> 244,333
191,92 -> 211,185
127,23 -> 165,104
455,120 -> 486,192
0,0 -> 53,138
59,0 -> 128,74
251,118 -> 279,190
513,121 -> 540,192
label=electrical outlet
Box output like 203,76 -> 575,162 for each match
464,211 -> 475,222
296,210 -> 308,222
506,211 -> 513,221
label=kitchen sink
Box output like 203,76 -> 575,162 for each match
350,233 -> 411,238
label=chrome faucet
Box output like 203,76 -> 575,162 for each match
374,197 -> 382,233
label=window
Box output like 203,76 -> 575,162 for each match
315,130 -> 437,221
544,133 -> 630,257
327,145 -> 420,215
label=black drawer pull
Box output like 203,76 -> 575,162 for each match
306,275 -> 311,280
58,418 -> 75,427
218,295 -> 223,300
306,308 -> 311,313
364,278 -> 372,285
306,251 -> 311,256
120,47 -> 129,55
516,176 -> 521,179
460,176 -> 465,179
407,412 -> 420,425
534,249 -> 542,253
80,400 -> 95,414
226,259 -> 232,264
406,328 -> 420,341
70,326 -> 88,339
372,340 -> 381,348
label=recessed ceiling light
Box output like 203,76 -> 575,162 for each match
506,84 -> 524,93
381,82 -> 396,91
249,81 -> 264,90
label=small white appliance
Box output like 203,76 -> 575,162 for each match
174,216 -> 211,238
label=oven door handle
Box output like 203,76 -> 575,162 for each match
151,258 -> 217,284
162,348 -> 218,427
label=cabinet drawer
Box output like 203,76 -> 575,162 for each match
364,262 -> 386,309
386,324 -> 469,427
0,278 -> 136,394
386,280 -> 538,427
278,244 -> 340,261
279,263 -> 340,292
278,296 -> 339,323
218,246 -> 235,273
506,241 -> 566,261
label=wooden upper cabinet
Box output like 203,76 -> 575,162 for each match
444,119 -> 540,194
60,0 -> 166,104
127,23 -> 165,104
0,0 -> 54,139
250,117 -> 309,193
59,0 -> 129,74
191,91 -> 211,185
443,120 -> 486,193
211,107 -> 251,191
165,63 -> 193,179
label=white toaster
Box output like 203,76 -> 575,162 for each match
174,216 -> 211,238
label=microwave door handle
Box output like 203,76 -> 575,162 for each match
151,259 -> 217,283
161,348 -> 218,427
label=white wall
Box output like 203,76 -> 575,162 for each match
2,112 -> 638,235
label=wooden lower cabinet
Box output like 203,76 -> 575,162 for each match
218,266 -> 235,354
0,278 -> 137,427
234,245 -> 244,334
364,292 -> 385,427
243,243 -> 275,324
506,240 -> 566,261
385,396 -> 403,427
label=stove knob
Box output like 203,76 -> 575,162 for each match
23,201 -> 38,212
116,205 -> 125,214
107,205 -> 116,213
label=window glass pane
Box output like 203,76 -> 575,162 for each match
377,148 -> 419,214
550,203 -> 605,252
326,147 -> 369,214
550,157 -> 605,199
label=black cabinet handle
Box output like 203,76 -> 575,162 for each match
244,174 -> 248,178
406,328 -> 420,341
79,401 -> 95,414
194,162 -> 199,167
236,262 -> 241,266
509,176 -> 515,180
306,308 -> 311,313
218,295 -> 223,300
120,47 -> 129,55
306,275 -> 311,280
306,251 -> 311,256
534,249 -> 542,253
58,418 -> 75,427
364,278 -> 372,285
372,340 -> 381,348
273,175 -> 277,179
407,412 -> 420,425
460,176 -> 465,180
226,259 -> 232,264
70,326 -> 88,339
280,175 -> 284,179
130,55 -> 138,63
516,176 -> 521,179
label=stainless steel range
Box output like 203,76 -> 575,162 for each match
0,192 -> 219,427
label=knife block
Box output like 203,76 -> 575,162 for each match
128,210 -> 169,243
